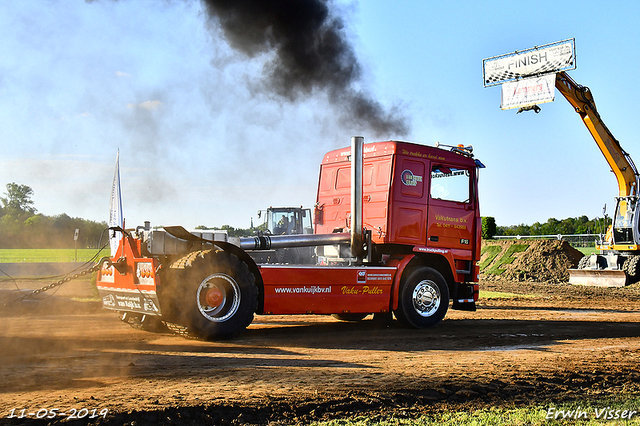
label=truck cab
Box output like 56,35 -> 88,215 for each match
314,141 -> 482,285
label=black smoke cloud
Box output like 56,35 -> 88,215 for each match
202,0 -> 410,137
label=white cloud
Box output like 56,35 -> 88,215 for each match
139,100 -> 163,111
127,100 -> 163,111
115,71 -> 131,78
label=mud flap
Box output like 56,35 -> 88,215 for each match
568,269 -> 627,287
451,282 -> 478,311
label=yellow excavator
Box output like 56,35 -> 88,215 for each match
554,71 -> 640,286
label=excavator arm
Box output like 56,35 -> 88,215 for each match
555,71 -> 639,197
557,71 -> 640,286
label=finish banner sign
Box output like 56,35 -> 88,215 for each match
483,38 -> 575,87
501,74 -> 556,110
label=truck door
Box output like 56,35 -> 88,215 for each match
427,164 -> 476,251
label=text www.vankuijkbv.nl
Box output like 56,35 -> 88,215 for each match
273,286 -> 331,294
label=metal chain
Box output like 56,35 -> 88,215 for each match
6,259 -> 109,305
30,263 -> 103,295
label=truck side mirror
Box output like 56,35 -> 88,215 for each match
314,205 -> 324,225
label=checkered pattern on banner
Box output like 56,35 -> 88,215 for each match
484,56 -> 574,86
482,39 -> 576,87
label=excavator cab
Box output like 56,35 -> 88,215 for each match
612,197 -> 639,245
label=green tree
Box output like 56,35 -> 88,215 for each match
499,223 -> 530,236
481,216 -> 497,239
0,182 -> 107,248
496,215 -> 605,238
1,182 -> 37,219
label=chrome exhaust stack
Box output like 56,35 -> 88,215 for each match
350,136 -> 365,260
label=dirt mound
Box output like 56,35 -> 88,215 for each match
480,239 -> 584,283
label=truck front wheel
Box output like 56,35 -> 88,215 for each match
164,250 -> 258,340
395,267 -> 449,329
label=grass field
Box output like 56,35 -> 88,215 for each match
310,396 -> 640,425
577,247 -> 598,256
480,290 -> 535,299
0,248 -> 109,263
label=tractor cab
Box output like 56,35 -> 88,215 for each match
258,207 -> 313,235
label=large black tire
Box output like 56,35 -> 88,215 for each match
624,255 -> 640,284
577,255 -> 591,269
394,267 -> 449,329
162,249 -> 258,340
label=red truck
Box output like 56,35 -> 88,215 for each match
97,137 -> 484,339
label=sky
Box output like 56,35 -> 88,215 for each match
2,0 -> 640,231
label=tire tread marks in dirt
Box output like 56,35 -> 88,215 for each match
10,373 -> 640,426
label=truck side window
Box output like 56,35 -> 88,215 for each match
430,165 -> 470,203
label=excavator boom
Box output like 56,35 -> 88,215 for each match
555,71 -> 638,197
555,71 -> 640,286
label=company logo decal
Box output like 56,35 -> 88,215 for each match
401,169 -> 423,187
102,294 -> 116,307
341,286 -> 384,295
273,286 -> 331,295
415,247 -> 450,254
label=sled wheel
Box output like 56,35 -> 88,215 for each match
165,249 -> 257,340
116,311 -> 168,333
331,313 -> 369,322
394,267 -> 449,329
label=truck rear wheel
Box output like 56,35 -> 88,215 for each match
394,267 -> 449,329
164,249 -> 258,340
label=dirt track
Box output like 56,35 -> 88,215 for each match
1,278 -> 640,425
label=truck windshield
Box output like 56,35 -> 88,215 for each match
430,166 -> 471,203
